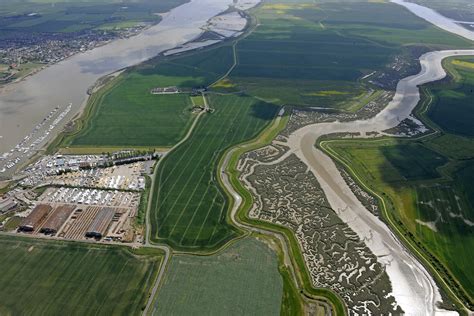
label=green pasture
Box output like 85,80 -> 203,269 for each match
427,57 -> 474,137
0,0 -> 187,35
66,46 -> 234,148
153,238 -> 283,315
225,0 -> 472,109
150,94 -> 278,249
0,235 -> 162,315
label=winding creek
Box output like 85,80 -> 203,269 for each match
218,1 -> 474,315
284,2 -> 474,315
1,0 -> 473,314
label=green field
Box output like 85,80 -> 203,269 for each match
427,57 -> 474,137
0,235 -> 162,315
218,0 -> 474,109
64,46 -> 234,148
153,237 -> 283,315
0,0 -> 187,35
150,94 -> 278,249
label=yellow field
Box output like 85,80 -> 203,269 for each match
303,90 -> 350,97
452,59 -> 474,69
211,78 -> 236,88
262,3 -> 315,11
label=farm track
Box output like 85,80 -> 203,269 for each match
142,101 -> 206,315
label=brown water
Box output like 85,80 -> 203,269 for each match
0,0 -> 245,176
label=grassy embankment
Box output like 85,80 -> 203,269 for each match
320,57 -> 474,311
221,112 -> 347,315
0,235 -> 163,315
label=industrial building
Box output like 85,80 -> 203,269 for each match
85,208 -> 115,239
40,205 -> 76,235
19,204 -> 52,232
150,86 -> 179,94
63,207 -> 101,240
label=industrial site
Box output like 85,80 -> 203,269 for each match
1,151 -> 158,243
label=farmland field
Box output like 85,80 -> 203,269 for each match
149,94 -> 278,249
224,0 -> 473,109
427,57 -> 474,137
0,0 -> 187,35
153,237 -> 283,315
64,46 -> 234,148
0,235 -> 163,315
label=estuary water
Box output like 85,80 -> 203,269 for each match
391,0 -> 474,41
287,1 -> 474,315
0,0 -> 249,177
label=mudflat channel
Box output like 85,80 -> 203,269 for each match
287,2 -> 474,314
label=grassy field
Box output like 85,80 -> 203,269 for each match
222,0 -> 472,109
63,46 -> 234,148
0,235 -> 162,315
0,0 -> 187,35
427,57 -> 474,137
153,237 -> 283,315
150,94 -> 278,249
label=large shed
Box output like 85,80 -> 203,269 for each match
40,205 -> 76,235
19,204 -> 52,232
85,207 -> 115,239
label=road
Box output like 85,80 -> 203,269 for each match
142,97 -> 207,315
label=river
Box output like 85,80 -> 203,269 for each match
0,0 -> 254,177
287,1 -> 474,315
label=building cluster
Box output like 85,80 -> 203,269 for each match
18,202 -> 134,242
0,195 -> 22,218
19,151 -> 158,188
150,86 -> 180,94
1,151 -> 158,242
16,186 -> 140,242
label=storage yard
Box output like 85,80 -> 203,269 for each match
1,152 -> 153,243
12,186 -> 141,242
20,152 -> 157,189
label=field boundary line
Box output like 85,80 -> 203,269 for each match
157,97 -> 243,228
